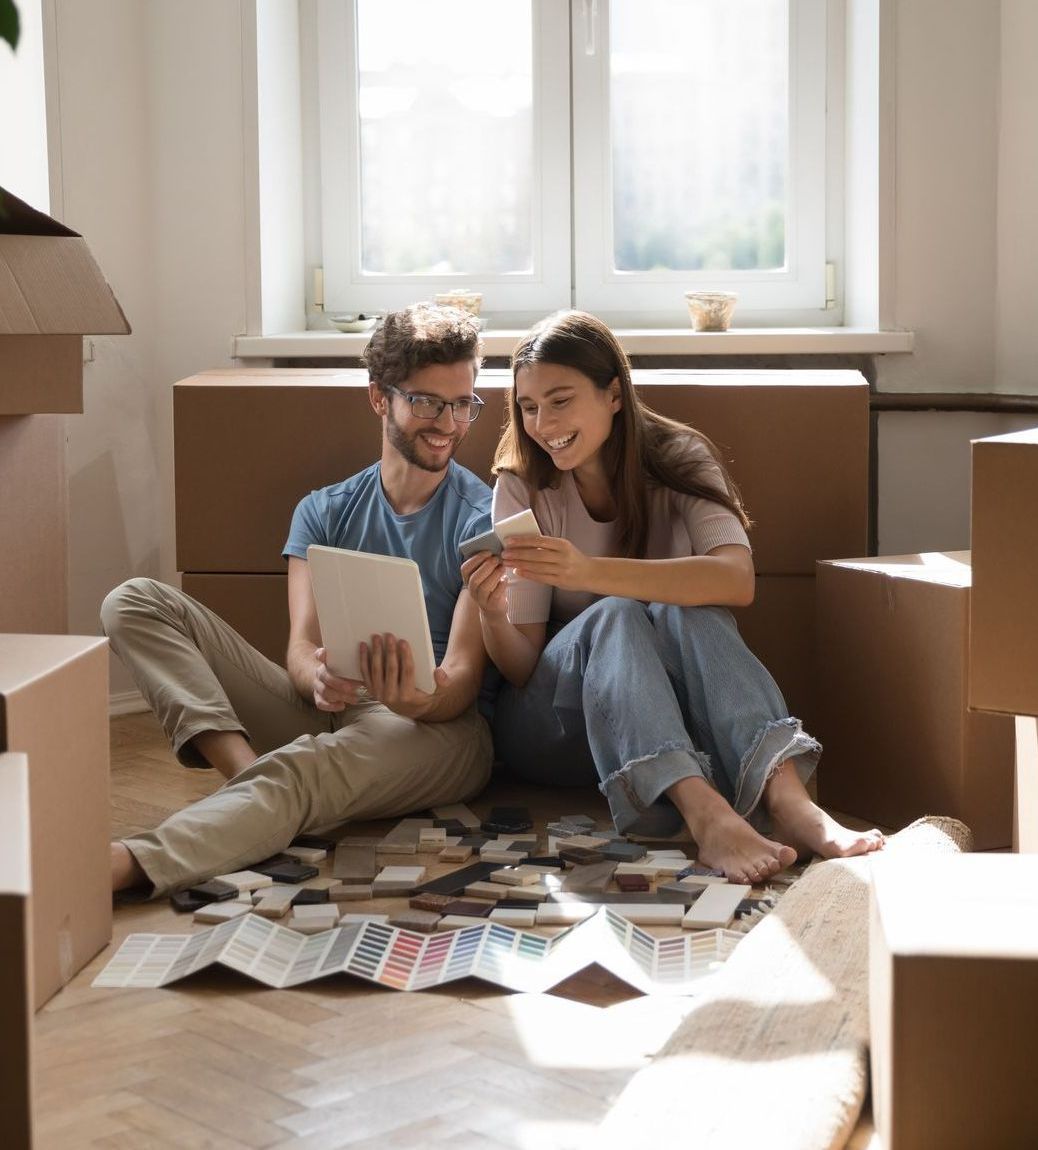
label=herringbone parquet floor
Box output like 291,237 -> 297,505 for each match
31,712 -> 878,1150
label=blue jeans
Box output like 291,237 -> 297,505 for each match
492,597 -> 821,837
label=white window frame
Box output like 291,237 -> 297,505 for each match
311,0 -> 837,325
571,0 -> 830,318
316,0 -> 572,317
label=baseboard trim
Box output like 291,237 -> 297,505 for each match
109,689 -> 148,717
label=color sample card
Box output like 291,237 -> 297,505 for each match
93,905 -> 748,996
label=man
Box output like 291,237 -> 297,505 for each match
104,303 -> 494,895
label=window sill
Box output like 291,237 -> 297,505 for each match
233,327 -> 915,360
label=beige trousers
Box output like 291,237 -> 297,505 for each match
102,578 -> 492,896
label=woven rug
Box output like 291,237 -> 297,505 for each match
595,815 -> 973,1150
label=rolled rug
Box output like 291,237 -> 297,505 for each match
594,815 -> 973,1150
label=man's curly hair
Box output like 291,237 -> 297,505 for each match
362,302 -> 484,391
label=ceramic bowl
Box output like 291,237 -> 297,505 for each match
327,313 -> 380,333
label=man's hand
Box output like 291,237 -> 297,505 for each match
461,552 -> 509,619
360,633 -> 446,720
312,647 -> 367,712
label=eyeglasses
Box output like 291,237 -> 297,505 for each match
383,383 -> 485,423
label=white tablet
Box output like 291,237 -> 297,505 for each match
306,545 -> 437,693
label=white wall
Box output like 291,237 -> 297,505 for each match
994,0 -> 1038,394
49,0 -> 248,695
877,411 -> 1038,555
33,0 -> 1038,697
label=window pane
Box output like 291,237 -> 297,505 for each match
355,0 -> 534,277
610,0 -> 788,273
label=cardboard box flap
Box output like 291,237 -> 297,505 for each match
819,551 -> 971,588
0,186 -> 130,335
0,188 -> 79,238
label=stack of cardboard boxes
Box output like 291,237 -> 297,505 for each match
173,367 -> 871,731
1,188 -> 127,1138
867,426 -> 1038,1150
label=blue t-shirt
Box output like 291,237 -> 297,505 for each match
283,460 -> 491,666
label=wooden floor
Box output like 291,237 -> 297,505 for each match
32,713 -> 879,1149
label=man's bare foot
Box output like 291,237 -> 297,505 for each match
667,775 -> 797,884
766,761 -> 885,861
111,841 -> 148,892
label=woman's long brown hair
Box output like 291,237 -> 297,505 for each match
493,310 -> 751,559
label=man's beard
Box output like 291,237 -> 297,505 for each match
385,406 -> 459,474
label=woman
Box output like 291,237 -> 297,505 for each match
462,310 -> 883,883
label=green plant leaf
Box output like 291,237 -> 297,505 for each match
0,0 -> 20,52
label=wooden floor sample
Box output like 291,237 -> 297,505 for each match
33,710 -> 878,1148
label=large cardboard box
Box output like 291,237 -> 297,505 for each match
0,414 -> 68,633
816,552 -> 1015,848
733,575 -> 818,731
638,370 -> 869,574
181,573 -> 288,666
870,853 -> 1038,1150
0,635 -> 111,1008
969,427 -> 1038,717
174,369 -> 868,578
0,186 -> 129,415
0,753 -> 34,1148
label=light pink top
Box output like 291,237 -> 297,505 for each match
492,440 -> 752,626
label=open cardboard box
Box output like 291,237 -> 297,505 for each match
0,185 -> 129,415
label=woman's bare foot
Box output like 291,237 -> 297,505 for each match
765,761 -> 885,861
667,775 -> 797,884
111,841 -> 148,893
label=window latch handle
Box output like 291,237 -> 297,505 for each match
581,0 -> 598,56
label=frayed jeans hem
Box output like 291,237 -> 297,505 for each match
732,717 -> 822,824
600,743 -> 710,837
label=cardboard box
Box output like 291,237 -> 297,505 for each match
0,753 -> 34,1148
733,575 -> 818,731
0,185 -> 130,414
969,427 -> 1038,716
174,369 -> 868,577
816,552 -> 1015,848
181,573 -> 288,666
0,635 -> 111,1008
1015,715 -> 1038,853
0,414 -> 68,633
870,853 -> 1038,1150
173,370 -> 508,574
637,370 -> 869,574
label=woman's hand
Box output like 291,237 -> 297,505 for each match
501,534 -> 594,591
461,552 -> 509,619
